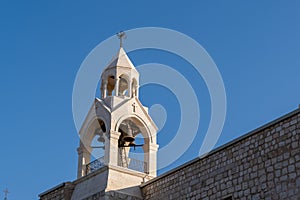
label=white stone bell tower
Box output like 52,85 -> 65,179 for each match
73,37 -> 158,199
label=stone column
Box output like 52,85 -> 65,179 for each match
101,86 -> 104,99
103,80 -> 107,98
115,78 -> 120,96
105,130 -> 121,166
128,80 -> 132,97
136,85 -> 139,98
143,142 -> 159,177
77,145 -> 91,178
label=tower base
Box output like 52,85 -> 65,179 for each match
70,165 -> 153,200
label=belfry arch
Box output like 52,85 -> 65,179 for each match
115,115 -> 154,142
77,117 -> 108,177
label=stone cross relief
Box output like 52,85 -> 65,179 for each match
132,102 -> 137,112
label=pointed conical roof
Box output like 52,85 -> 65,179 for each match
105,47 -> 136,70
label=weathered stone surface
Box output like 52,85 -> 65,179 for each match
39,182 -> 74,200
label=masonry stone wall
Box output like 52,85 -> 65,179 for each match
141,109 -> 300,200
105,191 -> 143,200
39,182 -> 74,200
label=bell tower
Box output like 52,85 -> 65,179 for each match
73,43 -> 158,199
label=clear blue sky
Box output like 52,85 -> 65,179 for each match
1,1 -> 300,199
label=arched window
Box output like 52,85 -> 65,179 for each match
107,75 -> 115,96
117,118 -> 149,173
118,75 -> 129,97
84,118 -> 107,175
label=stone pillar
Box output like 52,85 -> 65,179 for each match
136,85 -> 139,98
101,86 -> 104,99
77,145 -> 91,178
115,78 -> 119,96
128,80 -> 132,98
143,142 -> 159,177
103,80 -> 107,98
105,130 -> 121,166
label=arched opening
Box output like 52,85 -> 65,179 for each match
117,118 -> 148,172
80,118 -> 107,175
118,75 -> 129,97
101,75 -> 118,98
107,75 -> 115,96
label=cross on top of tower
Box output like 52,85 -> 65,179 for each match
3,188 -> 9,200
117,31 -> 126,47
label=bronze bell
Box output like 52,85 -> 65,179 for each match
121,124 -> 135,142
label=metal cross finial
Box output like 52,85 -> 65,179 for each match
117,31 -> 126,47
3,188 -> 9,199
